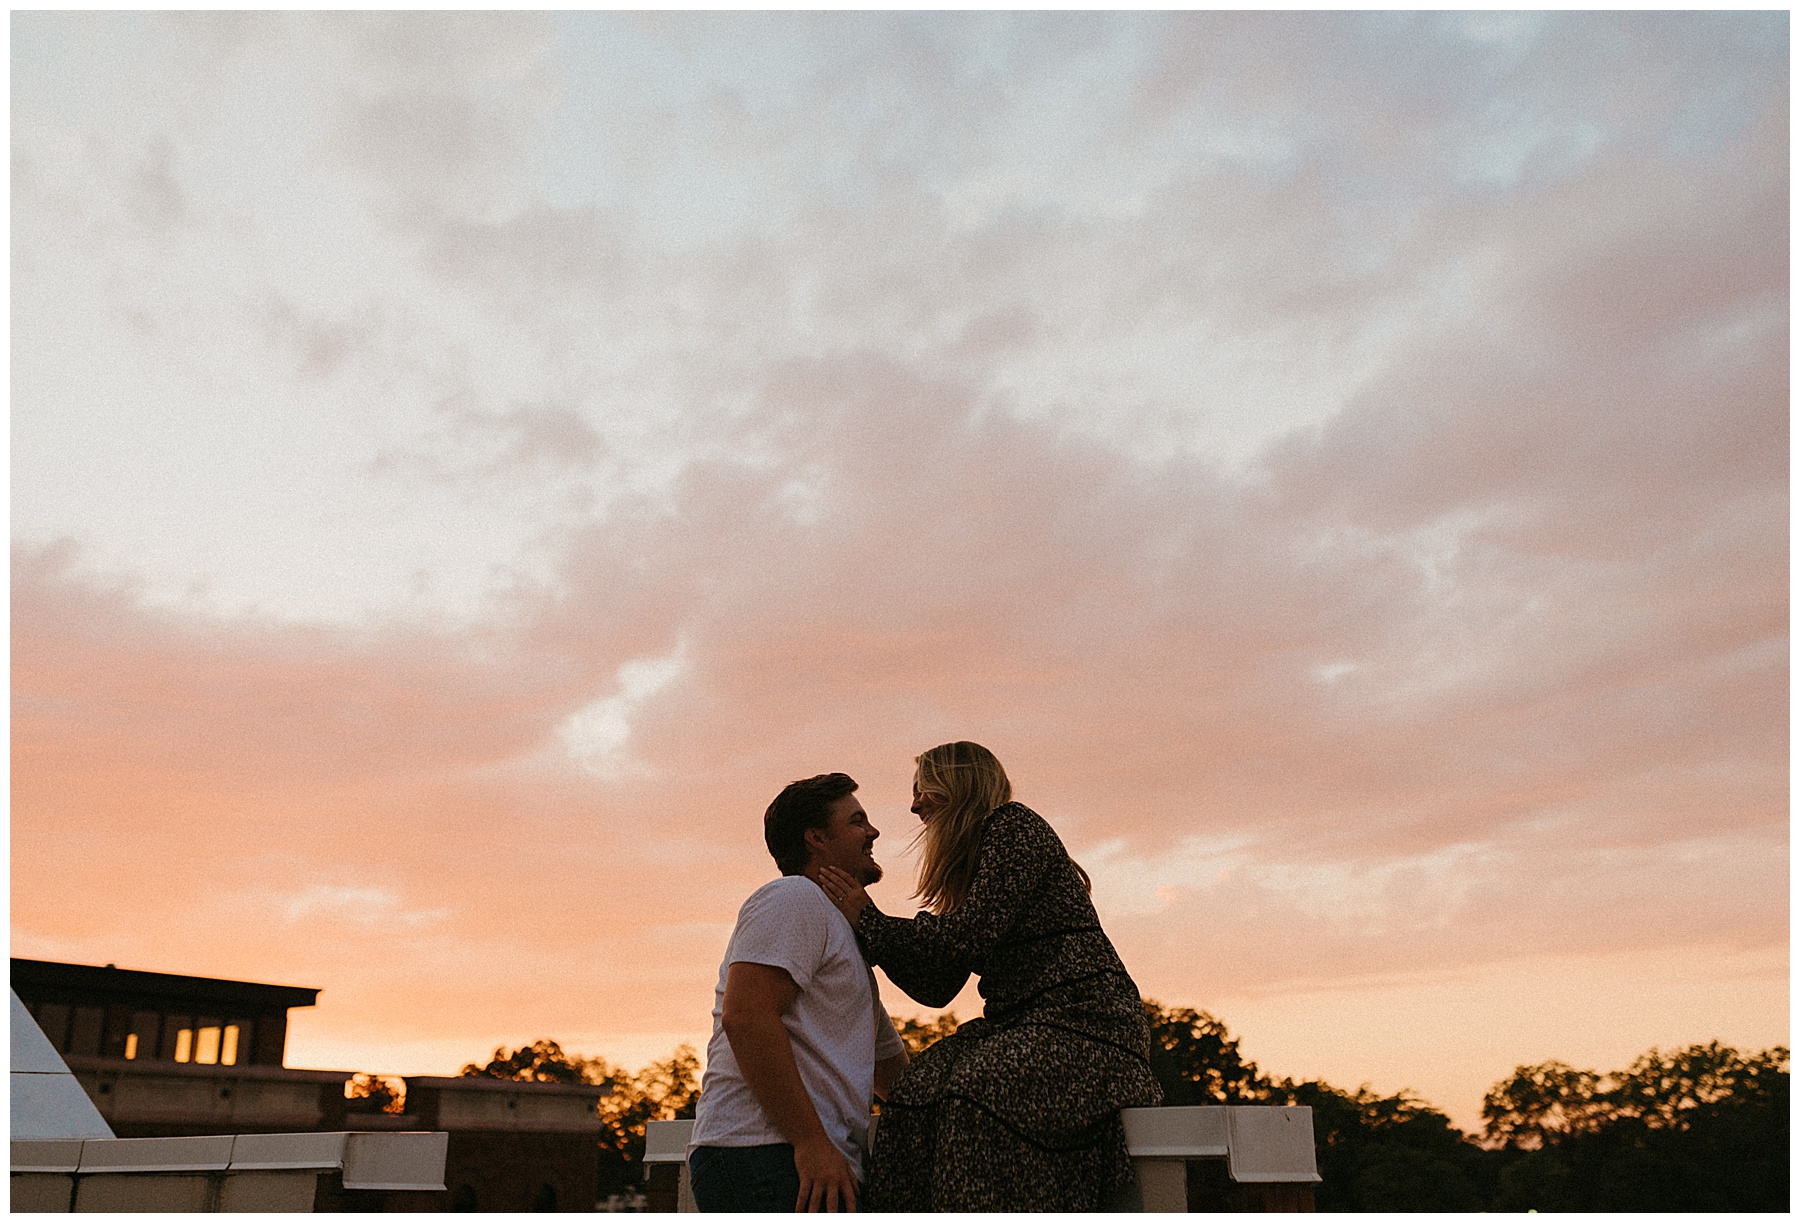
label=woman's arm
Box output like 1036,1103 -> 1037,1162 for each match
874,1048 -> 909,1102
860,919 -> 971,1008
817,866 -> 973,1007
856,807 -> 1055,1004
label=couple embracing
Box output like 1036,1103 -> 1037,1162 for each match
687,741 -> 1163,1212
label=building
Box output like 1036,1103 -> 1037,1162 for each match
13,957 -> 315,1070
10,988 -> 450,1213
12,959 -> 609,1212
403,1076 -> 614,1212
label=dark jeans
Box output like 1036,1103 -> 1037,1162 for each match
689,1143 -> 804,1213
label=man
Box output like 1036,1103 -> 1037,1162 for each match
688,773 -> 909,1212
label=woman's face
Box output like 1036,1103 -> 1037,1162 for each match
910,773 -> 944,821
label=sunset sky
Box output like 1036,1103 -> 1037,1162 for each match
11,11 -> 1787,1131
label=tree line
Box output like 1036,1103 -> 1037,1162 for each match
461,1002 -> 1788,1211
458,1038 -> 702,1195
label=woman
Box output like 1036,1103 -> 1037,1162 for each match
818,741 -> 1162,1211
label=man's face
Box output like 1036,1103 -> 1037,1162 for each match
808,794 -> 882,886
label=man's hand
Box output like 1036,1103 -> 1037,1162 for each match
721,962 -> 859,1212
793,1135 -> 859,1212
817,865 -> 872,924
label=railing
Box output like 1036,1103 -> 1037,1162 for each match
10,1131 -> 449,1212
644,1106 -> 1321,1213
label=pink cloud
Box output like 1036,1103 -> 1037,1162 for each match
11,12 -> 1784,1125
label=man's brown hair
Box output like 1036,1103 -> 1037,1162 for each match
764,773 -> 859,876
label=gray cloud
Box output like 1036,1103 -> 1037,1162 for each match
11,9 -> 1785,1080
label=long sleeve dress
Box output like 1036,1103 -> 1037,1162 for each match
855,802 -> 1163,1211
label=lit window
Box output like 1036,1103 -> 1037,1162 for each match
174,1029 -> 193,1062
221,1025 -> 240,1066
124,1034 -> 139,1060
195,1026 -> 222,1065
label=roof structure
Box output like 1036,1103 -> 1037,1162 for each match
11,959 -> 319,1014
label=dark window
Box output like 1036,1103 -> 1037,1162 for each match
35,1002 -> 71,1051
69,1006 -> 105,1056
126,1011 -> 161,1060
228,1018 -> 254,1065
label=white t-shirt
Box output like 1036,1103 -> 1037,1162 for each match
690,875 -> 904,1179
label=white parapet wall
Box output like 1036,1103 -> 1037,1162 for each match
642,1105 -> 1321,1213
11,1131 -> 450,1212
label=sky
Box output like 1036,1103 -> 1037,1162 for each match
10,11 -> 1788,1132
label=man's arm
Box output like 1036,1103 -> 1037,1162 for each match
720,961 -> 859,1212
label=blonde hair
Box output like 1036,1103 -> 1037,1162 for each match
912,741 -> 1013,914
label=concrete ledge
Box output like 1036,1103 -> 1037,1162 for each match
1226,1107 -> 1321,1184
10,1130 -> 449,1211
646,1107 -> 1318,1177
642,1120 -> 692,1163
226,1132 -> 349,1172
78,1135 -> 236,1174
1123,1106 -> 1319,1211
16,1131 -> 449,1185
12,1141 -> 84,1174
342,1132 -> 448,1191
645,1106 -> 1321,1213
1122,1106 -> 1231,1158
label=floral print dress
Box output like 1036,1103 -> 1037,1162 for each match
855,802 -> 1163,1211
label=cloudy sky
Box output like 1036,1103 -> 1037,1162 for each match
12,11 -> 1787,1129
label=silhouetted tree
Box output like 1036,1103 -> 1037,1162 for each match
461,1038 -> 702,1198
461,1038 -> 598,1084
1139,1000 -> 1494,1211
1278,1079 -> 1493,1211
591,1044 -> 700,1194
890,1012 -> 960,1059
1481,1058 -> 1612,1147
1485,1043 -> 1789,1212
345,1072 -> 405,1115
1142,1000 -> 1274,1104
464,1022 -> 1787,1211
598,1045 -> 702,1160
